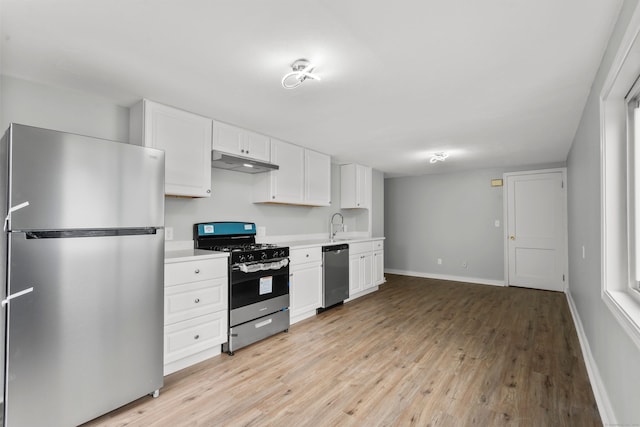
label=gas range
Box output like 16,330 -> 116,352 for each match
193,221 -> 290,355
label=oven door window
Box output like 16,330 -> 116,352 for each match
230,267 -> 289,309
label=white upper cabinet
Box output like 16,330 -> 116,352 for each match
212,121 -> 270,162
304,149 -> 331,206
254,139 -> 331,206
254,139 -> 304,204
130,99 -> 212,198
341,163 -> 372,209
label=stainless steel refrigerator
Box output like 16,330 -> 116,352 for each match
0,124 -> 165,426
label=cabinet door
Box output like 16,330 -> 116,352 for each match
305,149 -> 331,206
144,101 -> 212,197
355,164 -> 371,208
341,163 -> 371,209
349,255 -> 363,295
362,252 -> 374,290
290,264 -> 322,318
245,130 -> 271,162
212,121 -> 243,156
270,139 -> 304,203
373,250 -> 384,285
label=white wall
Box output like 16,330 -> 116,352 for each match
384,164 -> 564,284
372,169 -> 384,238
567,0 -> 640,423
166,163 -> 369,241
0,75 -> 382,242
0,76 -> 129,142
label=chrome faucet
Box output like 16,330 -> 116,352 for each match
330,212 -> 344,242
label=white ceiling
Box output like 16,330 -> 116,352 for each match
0,0 -> 623,177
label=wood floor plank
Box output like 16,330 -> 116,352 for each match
83,274 -> 601,427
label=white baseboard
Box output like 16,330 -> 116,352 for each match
384,269 -> 505,287
565,292 -> 616,425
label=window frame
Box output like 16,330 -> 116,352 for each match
601,3 -> 640,350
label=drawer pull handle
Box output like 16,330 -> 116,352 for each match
255,318 -> 272,328
194,298 -> 200,303
306,254 -> 309,257
194,334 -> 200,340
194,269 -> 200,274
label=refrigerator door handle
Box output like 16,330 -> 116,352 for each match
4,201 -> 30,231
1,286 -> 34,307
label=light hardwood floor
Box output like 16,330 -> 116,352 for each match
84,274 -> 600,426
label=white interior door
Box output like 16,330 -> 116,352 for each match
505,170 -> 567,292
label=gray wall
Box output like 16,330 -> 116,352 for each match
384,164 -> 564,283
567,0 -> 640,423
385,168 -> 505,281
0,75 -> 382,241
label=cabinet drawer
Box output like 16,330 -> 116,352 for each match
289,247 -> 322,265
373,240 -> 384,251
165,257 -> 227,286
165,277 -> 227,325
164,311 -> 227,364
349,241 -> 373,255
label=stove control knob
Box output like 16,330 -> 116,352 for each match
280,250 -> 287,257
239,255 -> 246,263
261,252 -> 267,260
248,254 -> 254,262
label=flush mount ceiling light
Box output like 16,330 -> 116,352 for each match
281,58 -> 321,89
430,152 -> 449,163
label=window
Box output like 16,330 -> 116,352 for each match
628,88 -> 640,298
601,5 -> 640,349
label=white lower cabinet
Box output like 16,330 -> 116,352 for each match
373,239 -> 385,286
164,256 -> 228,375
289,247 -> 322,324
348,241 -> 373,296
348,239 -> 385,300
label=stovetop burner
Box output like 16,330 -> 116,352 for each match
193,221 -> 289,264
213,243 -> 280,253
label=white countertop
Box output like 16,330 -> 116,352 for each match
163,235 -> 385,259
164,249 -> 229,263
280,237 -> 385,250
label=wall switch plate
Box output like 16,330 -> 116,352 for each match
257,226 -> 266,237
495,220 -> 500,227
437,258 -> 442,265
165,227 -> 174,241
462,261 -> 468,268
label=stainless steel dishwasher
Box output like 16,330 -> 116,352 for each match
321,243 -> 350,310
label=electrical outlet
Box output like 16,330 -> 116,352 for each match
165,227 -> 174,241
437,258 -> 442,265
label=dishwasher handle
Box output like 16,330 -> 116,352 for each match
322,243 -> 349,252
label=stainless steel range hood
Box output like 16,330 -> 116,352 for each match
211,150 -> 279,174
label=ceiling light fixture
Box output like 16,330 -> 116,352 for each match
430,152 -> 449,163
281,58 -> 321,89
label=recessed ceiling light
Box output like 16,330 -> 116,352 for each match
243,163 -> 254,168
281,58 -> 321,89
430,152 -> 449,163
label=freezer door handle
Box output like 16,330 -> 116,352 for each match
1,287 -> 34,307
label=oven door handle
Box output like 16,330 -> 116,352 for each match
234,258 -> 289,273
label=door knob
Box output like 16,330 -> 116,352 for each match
510,235 -> 515,240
